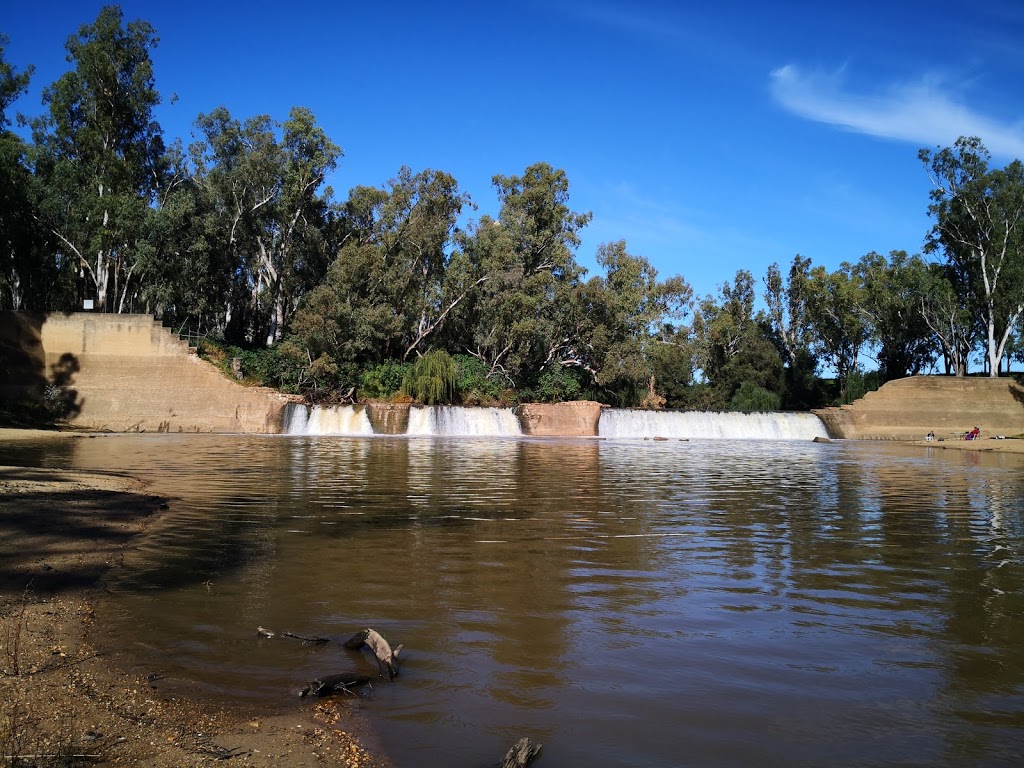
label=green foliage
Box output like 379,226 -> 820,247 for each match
197,337 -> 340,395
804,263 -> 868,399
13,9 -> 1019,402
840,368 -> 883,405
729,381 -> 782,412
32,5 -> 165,312
359,360 -> 409,399
764,254 -> 813,369
454,354 -> 504,404
669,382 -> 720,411
455,162 -> 593,386
402,349 -> 458,404
854,251 -> 937,380
579,241 -> 693,398
921,136 -> 1024,377
525,366 -> 589,404
781,348 -> 828,410
696,270 -> 784,407
191,105 -> 341,345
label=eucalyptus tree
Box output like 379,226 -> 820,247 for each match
0,34 -> 32,124
763,255 -> 813,369
918,261 -> 976,376
140,142 -> 233,329
0,34 -> 50,310
805,263 -> 868,400
921,136 -> 1024,377
762,255 -> 826,408
853,250 -> 936,379
289,166 -> 474,367
190,105 -> 340,344
572,240 -> 692,403
459,162 -> 592,386
695,269 -> 783,408
1007,322 -> 1024,373
32,6 -> 166,313
369,166 -> 475,359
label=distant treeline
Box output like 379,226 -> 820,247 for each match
2,7 -> 1022,410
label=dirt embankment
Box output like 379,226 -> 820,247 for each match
0,457 -> 389,768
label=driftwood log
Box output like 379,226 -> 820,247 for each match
299,672 -> 372,698
255,626 -> 330,645
500,737 -> 542,768
343,628 -> 404,679
281,631 -> 330,645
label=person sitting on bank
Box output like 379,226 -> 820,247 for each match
925,431 -> 935,442
966,427 -> 981,440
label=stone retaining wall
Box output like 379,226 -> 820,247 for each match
2,312 -> 291,433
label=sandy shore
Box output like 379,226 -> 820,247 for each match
908,436 -> 1024,453
0,457 -> 390,768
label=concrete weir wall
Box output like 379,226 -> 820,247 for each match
516,401 -> 606,436
3,312 -> 291,433
814,375 -> 1024,440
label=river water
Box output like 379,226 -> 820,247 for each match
4,434 -> 1024,767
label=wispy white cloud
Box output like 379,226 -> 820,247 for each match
769,64 -> 1024,158
575,180 -> 787,295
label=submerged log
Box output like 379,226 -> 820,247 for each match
343,628 -> 404,679
255,626 -> 330,644
281,631 -> 330,645
500,737 -> 542,768
299,672 -> 372,698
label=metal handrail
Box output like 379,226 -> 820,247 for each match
174,321 -> 208,349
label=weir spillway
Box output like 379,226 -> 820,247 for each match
282,403 -> 830,440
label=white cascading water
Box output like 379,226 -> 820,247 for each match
406,406 -> 523,436
283,402 -> 828,439
283,403 -> 374,435
599,409 -> 829,440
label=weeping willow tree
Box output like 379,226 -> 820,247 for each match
402,349 -> 458,404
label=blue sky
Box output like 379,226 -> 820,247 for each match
4,1 -> 1024,301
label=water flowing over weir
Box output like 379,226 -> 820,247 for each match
282,403 -> 373,435
599,408 -> 830,440
283,403 -> 522,436
407,405 -> 522,436
283,402 -> 830,439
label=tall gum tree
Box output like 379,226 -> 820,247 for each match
805,263 -> 868,400
0,34 -> 41,309
575,240 -> 692,402
853,250 -> 936,379
695,269 -> 783,406
463,162 -> 592,385
291,166 -> 474,365
191,106 -> 340,344
32,5 -> 165,312
918,261 -> 975,376
921,137 -> 1024,376
763,254 -> 812,369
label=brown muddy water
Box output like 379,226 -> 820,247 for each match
3,434 -> 1024,767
